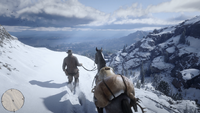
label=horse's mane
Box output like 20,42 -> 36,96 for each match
95,48 -> 106,72
99,52 -> 106,66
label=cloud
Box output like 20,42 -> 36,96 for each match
113,3 -> 148,18
98,0 -> 199,27
1,0 -> 199,32
134,27 -> 162,31
0,0 -> 109,27
4,25 -> 31,32
147,0 -> 200,13
110,0 -> 200,20
113,18 -> 180,25
167,14 -> 192,21
87,0 -> 200,26
4,24 -> 161,33
15,0 -> 108,20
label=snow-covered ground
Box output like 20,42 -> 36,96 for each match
0,35 -> 199,113
0,36 -> 98,113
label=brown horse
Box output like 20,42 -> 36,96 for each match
92,67 -> 145,113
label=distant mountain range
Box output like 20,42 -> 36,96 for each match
23,31 -> 148,59
95,31 -> 149,52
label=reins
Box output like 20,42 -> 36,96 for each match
81,65 -> 97,71
81,62 -> 97,71
81,62 -> 97,88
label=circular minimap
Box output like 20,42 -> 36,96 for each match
1,89 -> 25,112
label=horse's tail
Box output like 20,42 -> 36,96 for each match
121,99 -> 133,113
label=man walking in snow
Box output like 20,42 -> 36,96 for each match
62,50 -> 82,86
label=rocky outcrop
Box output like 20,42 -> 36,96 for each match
172,79 -> 182,89
0,25 -> 16,47
0,26 -> 13,40
186,75 -> 200,89
173,69 -> 200,90
174,17 -> 200,39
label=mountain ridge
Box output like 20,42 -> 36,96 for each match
108,16 -> 200,104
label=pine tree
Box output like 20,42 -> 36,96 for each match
121,70 -> 124,75
122,45 -> 127,52
133,72 -> 135,76
184,104 -> 188,113
164,51 -> 169,62
186,40 -> 190,46
194,109 -> 197,113
125,68 -> 128,77
179,30 -> 186,44
178,93 -> 182,100
171,92 -> 182,100
130,70 -> 133,75
141,72 -> 145,84
150,65 -> 153,74
157,81 -> 170,96
136,80 -> 141,89
140,62 -> 145,84
153,74 -> 159,86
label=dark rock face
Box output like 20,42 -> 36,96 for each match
174,18 -> 200,39
185,22 -> 200,39
151,66 -> 162,73
135,40 -> 142,48
171,68 -> 200,90
126,45 -> 135,53
172,79 -> 182,89
151,47 -> 161,60
170,53 -> 199,77
174,26 -> 185,37
186,75 -> 200,89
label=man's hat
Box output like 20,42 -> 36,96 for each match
67,50 -> 72,54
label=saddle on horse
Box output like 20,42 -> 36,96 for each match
92,67 -> 140,112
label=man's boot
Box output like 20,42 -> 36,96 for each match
75,78 -> 79,87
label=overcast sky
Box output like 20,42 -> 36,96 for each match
1,0 -> 200,42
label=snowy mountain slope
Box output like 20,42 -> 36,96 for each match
0,25 -> 97,113
108,16 -> 200,108
0,25 -> 199,113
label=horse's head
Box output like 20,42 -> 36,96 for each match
95,47 -> 106,72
